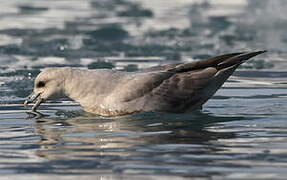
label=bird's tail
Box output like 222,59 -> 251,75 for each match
168,50 -> 267,73
216,50 -> 267,70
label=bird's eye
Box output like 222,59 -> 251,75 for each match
37,81 -> 46,88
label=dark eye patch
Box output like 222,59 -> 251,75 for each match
37,81 -> 46,88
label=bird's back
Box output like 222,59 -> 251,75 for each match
84,51 -> 266,115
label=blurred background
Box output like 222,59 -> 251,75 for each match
0,0 -> 285,70
1,0 -> 287,102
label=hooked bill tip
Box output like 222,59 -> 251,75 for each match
23,100 -> 28,107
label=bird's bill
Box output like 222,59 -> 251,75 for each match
24,92 -> 43,111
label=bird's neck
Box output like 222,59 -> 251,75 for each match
62,69 -> 117,107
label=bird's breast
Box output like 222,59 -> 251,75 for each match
83,105 -> 138,116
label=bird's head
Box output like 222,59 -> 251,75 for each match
24,68 -> 70,111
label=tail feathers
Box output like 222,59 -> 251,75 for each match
216,50 -> 267,70
168,50 -> 266,73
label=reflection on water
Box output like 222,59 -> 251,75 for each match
0,0 -> 287,179
0,109 -> 239,176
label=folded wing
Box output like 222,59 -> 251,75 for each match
142,51 -> 266,112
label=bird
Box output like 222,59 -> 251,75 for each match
24,51 -> 266,117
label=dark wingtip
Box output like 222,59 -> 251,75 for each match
252,50 -> 267,55
241,50 -> 267,59
217,50 -> 267,70
260,50 -> 267,53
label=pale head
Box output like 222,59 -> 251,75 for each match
24,67 -> 71,112
33,68 -> 68,100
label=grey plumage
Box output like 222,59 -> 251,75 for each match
24,51 -> 266,116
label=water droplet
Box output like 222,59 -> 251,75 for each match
59,45 -> 65,51
28,72 -> 32,79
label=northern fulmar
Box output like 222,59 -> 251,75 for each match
24,51 -> 266,117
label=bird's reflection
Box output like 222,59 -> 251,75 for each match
32,111 -> 242,160
26,111 -> 251,175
